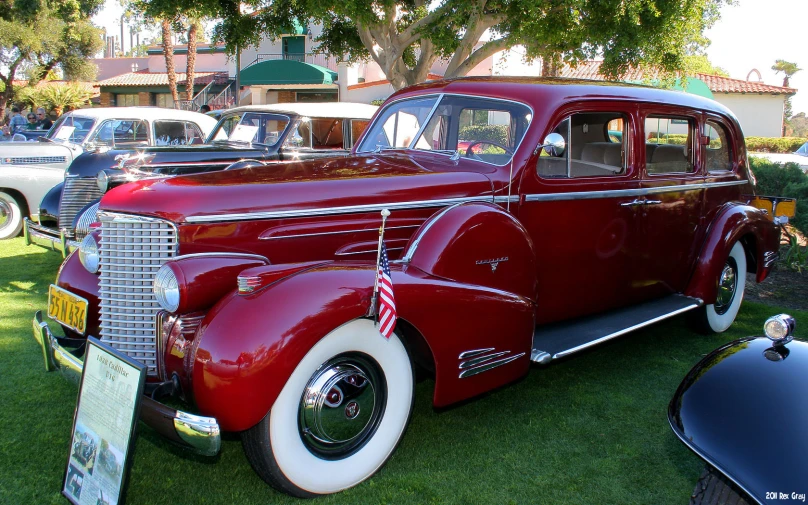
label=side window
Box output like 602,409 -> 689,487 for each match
537,112 -> 628,178
92,120 -> 149,147
350,120 -> 370,147
310,118 -> 344,149
283,120 -> 313,149
704,120 -> 732,173
154,121 -> 188,145
645,116 -> 695,174
185,122 -> 204,144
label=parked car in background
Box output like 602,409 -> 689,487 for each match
24,102 -> 378,254
670,314 -> 804,505
794,141 -> 808,156
1,107 -> 217,240
32,77 -> 794,497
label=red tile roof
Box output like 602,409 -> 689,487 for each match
347,73 -> 445,90
97,71 -> 227,87
560,60 -> 796,94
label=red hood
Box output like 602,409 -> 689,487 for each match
99,153 -> 494,223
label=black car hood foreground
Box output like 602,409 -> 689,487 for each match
669,337 -> 808,505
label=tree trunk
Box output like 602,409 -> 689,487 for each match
542,54 -> 561,77
185,21 -> 198,101
161,19 -> 179,105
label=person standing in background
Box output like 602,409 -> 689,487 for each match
8,107 -> 27,132
35,107 -> 53,130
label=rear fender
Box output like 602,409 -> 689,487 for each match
191,262 -> 534,432
685,204 -> 779,302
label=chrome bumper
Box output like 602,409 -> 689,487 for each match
32,311 -> 221,456
23,218 -> 77,258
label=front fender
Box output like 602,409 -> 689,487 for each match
685,203 -> 779,303
191,262 -> 535,432
38,182 -> 64,225
669,337 -> 808,504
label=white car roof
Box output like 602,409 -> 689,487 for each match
67,107 -> 218,135
227,102 -> 378,120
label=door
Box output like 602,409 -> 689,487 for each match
517,106 -> 646,325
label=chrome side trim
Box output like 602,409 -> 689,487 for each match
459,351 -> 509,369
524,180 -> 747,203
458,352 -> 525,378
553,303 -> 701,359
530,350 -> 551,364
763,251 -> 779,268
458,347 -> 495,359
493,195 -> 520,203
185,196 -> 492,224
259,224 -> 422,241
172,252 -> 269,262
334,246 -> 404,257
401,202 -> 465,263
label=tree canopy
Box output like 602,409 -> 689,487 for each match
208,0 -> 730,90
0,0 -> 103,117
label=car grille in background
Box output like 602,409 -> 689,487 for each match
1,156 -> 66,164
98,212 -> 178,375
60,177 -> 103,237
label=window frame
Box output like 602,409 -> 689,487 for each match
642,112 -> 699,177
703,115 -> 737,175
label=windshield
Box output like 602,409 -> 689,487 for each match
357,94 -> 533,165
46,115 -> 96,144
208,112 -> 291,146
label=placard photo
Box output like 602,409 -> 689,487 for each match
63,337 -> 146,505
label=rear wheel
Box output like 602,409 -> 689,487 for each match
694,242 -> 746,333
690,465 -> 751,505
0,191 -> 24,240
242,319 -> 414,497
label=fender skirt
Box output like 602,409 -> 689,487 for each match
669,337 -> 808,505
191,262 -> 535,432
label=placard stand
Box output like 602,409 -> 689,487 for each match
63,337 -> 146,505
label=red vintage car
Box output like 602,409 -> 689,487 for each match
32,77 -> 794,497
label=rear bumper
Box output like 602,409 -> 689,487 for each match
32,311 -> 221,456
23,218 -> 76,258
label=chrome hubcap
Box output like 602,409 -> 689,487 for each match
715,259 -> 738,315
299,354 -> 386,459
0,200 -> 11,230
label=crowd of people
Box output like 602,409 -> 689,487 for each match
1,106 -> 55,137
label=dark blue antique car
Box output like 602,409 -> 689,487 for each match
669,314 -> 805,505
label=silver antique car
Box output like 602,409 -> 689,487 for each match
0,107 -> 217,240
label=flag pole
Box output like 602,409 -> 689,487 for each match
369,208 -> 390,321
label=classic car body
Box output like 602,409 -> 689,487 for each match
24,102 -> 377,255
1,107 -> 216,240
32,77 -> 794,496
669,315 -> 805,505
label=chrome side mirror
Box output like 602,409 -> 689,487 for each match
542,133 -> 566,157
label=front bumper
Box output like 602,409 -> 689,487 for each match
23,218 -> 76,258
32,311 -> 221,456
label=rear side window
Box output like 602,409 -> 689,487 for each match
93,119 -> 149,147
704,120 -> 732,173
645,116 -> 695,174
310,118 -> 344,149
350,120 -> 370,147
537,112 -> 628,178
154,121 -> 205,145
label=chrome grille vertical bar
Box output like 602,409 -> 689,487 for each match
98,212 -> 178,376
60,177 -> 104,236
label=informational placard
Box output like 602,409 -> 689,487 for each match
53,126 -> 76,141
229,124 -> 258,143
63,337 -> 146,505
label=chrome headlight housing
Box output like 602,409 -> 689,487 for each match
764,314 -> 795,346
154,264 -> 180,312
97,170 -> 109,193
78,234 -> 99,273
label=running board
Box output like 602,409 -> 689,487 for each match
531,295 -> 702,363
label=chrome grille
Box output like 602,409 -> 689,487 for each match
74,202 -> 100,241
60,177 -> 103,236
98,212 -> 178,375
1,155 -> 66,164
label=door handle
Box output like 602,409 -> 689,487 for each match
620,199 -> 645,207
644,200 -> 662,205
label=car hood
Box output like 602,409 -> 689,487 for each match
669,337 -> 808,505
99,152 -> 495,224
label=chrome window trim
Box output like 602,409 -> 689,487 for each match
407,94 -> 445,149
185,195 -> 492,224
524,180 -> 746,203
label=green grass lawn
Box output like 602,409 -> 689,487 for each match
1,237 -> 805,505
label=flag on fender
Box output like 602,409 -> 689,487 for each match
376,242 -> 397,338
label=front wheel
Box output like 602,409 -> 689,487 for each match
242,319 -> 414,497
0,191 -> 24,239
694,242 -> 747,333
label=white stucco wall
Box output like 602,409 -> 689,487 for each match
147,52 -> 231,74
345,82 -> 395,103
711,93 -> 786,138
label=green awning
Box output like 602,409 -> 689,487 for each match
626,76 -> 714,99
240,59 -> 338,86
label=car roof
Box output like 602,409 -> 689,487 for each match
225,102 -> 378,120
66,107 -> 218,134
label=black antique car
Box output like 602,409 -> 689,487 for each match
24,102 -> 377,255
669,314 -> 805,505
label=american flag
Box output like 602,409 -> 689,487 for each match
376,242 -> 397,338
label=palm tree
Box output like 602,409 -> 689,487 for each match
772,60 -> 801,135
37,83 -> 92,116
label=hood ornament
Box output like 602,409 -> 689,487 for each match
476,257 -> 508,273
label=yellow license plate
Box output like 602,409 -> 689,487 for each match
48,285 -> 88,335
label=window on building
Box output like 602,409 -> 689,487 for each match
537,112 -> 628,178
155,93 -> 174,109
295,91 -> 338,103
645,116 -> 696,174
116,94 -> 138,107
704,120 -> 732,173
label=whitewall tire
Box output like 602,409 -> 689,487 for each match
698,241 -> 747,333
242,318 -> 414,497
0,191 -> 23,240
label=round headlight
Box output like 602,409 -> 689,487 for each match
97,171 -> 109,193
764,314 -> 795,345
78,234 -> 99,273
154,264 -> 180,312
